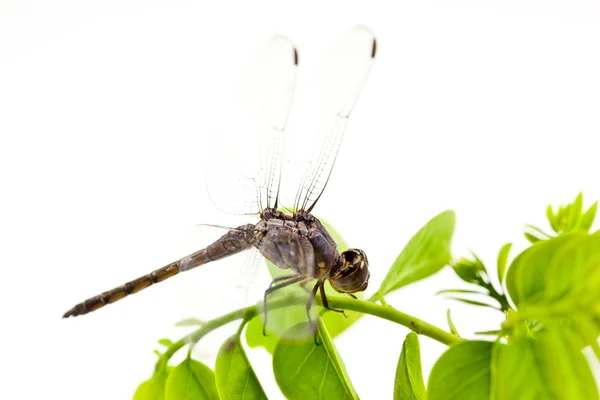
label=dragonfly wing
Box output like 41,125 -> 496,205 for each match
278,26 -> 376,213
189,223 -> 267,294
179,226 -> 269,318
205,36 -> 298,216
233,247 -> 268,303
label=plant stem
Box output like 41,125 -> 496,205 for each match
159,293 -> 462,366
159,307 -> 256,368
328,295 -> 462,346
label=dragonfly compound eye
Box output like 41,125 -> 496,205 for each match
330,249 -> 370,293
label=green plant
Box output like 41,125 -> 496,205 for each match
133,193 -> 600,399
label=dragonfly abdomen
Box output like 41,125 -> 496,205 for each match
178,224 -> 255,271
62,261 -> 181,318
62,224 -> 256,318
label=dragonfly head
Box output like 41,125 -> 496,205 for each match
329,249 -> 370,293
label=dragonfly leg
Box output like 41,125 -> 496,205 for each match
269,274 -> 301,288
262,275 -> 308,336
306,281 -> 322,345
347,293 -> 357,299
319,284 -> 347,318
299,280 -> 312,293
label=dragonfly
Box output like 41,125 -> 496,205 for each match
63,26 -> 376,334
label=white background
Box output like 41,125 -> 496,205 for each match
2,1 -> 600,399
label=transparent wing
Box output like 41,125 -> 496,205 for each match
233,247 -> 266,302
205,36 -> 298,216
180,225 -> 271,318
278,26 -> 376,213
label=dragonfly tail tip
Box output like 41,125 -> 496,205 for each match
62,309 -> 75,318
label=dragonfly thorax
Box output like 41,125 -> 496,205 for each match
255,208 -> 369,295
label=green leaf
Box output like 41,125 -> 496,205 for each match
524,224 -> 552,240
524,232 -> 541,244
567,192 -> 583,231
245,313 -> 279,354
446,297 -> 500,309
544,232 -> 600,302
245,293 -> 311,354
580,201 -> 598,231
428,341 -> 492,400
519,231 -> 600,322
215,335 -> 267,400
491,337 -> 548,400
475,330 -> 503,336
244,240 -> 318,353
133,367 -> 170,400
380,210 -> 455,296
436,289 -> 487,295
507,230 -> 600,319
496,243 -> 512,284
394,332 -> 426,400
505,232 -> 585,308
174,318 -> 206,327
446,309 -> 459,336
547,204 -> 559,233
502,229 -> 600,396
245,314 -> 275,354
273,320 -> 358,400
556,204 -> 568,232
491,329 -> 598,399
451,257 -> 484,284
158,339 -> 173,348
547,193 -> 597,234
320,288 -> 365,338
165,358 -> 219,400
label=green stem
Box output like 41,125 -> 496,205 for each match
159,307 -> 257,369
327,295 -> 462,346
159,293 -> 462,366
481,281 -> 511,312
372,291 -> 388,306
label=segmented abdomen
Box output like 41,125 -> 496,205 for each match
62,225 -> 255,318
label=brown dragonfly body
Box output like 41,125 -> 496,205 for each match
63,27 -> 376,333
63,208 -> 369,319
